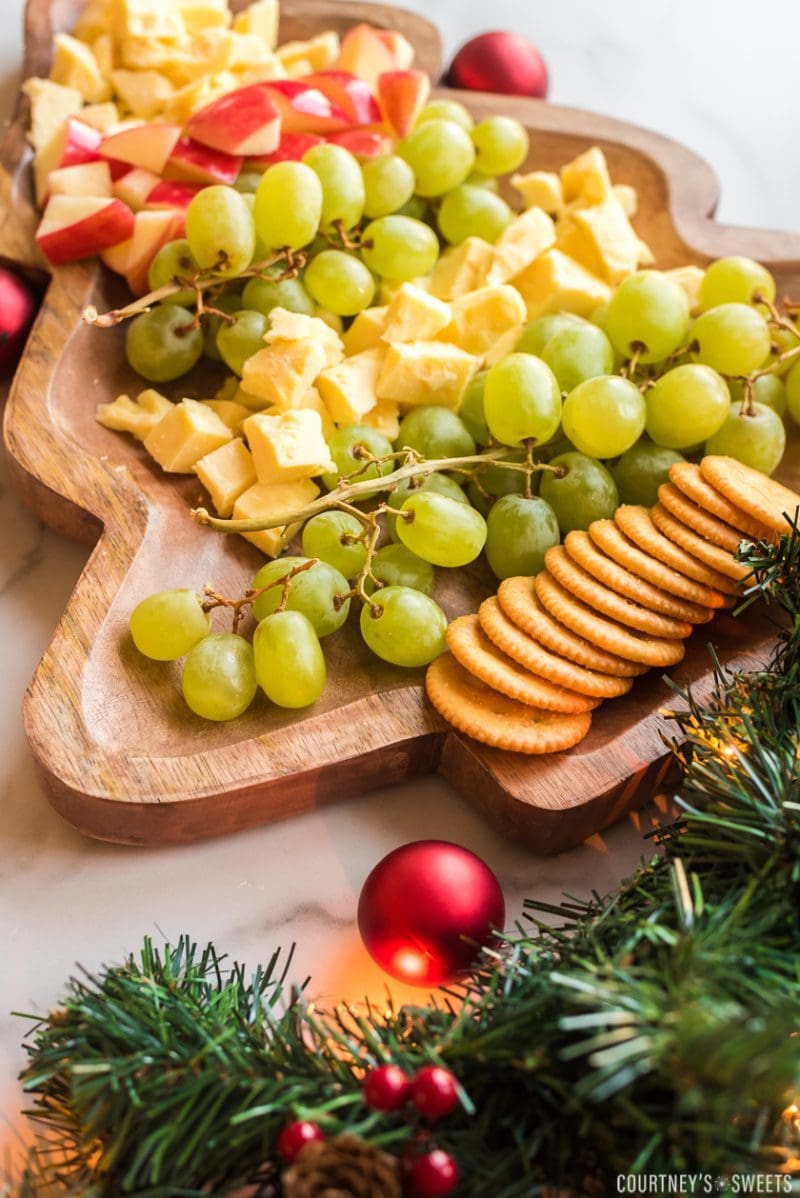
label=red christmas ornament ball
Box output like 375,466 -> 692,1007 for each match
0,267 -> 38,379
357,841 -> 505,986
276,1120 -> 324,1163
409,1148 -> 459,1196
448,31 -> 549,99
411,1066 -> 459,1121
363,1064 -> 411,1111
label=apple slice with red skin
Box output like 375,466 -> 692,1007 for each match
185,84 -> 281,156
327,128 -> 394,158
303,70 -> 381,125
100,123 -> 182,175
247,131 -> 324,168
164,137 -> 243,186
113,167 -> 161,212
59,117 -> 103,168
377,70 -> 430,137
146,180 -> 203,210
36,195 -> 135,265
100,208 -> 186,294
260,81 -> 351,134
335,25 -> 397,88
374,29 -> 415,69
49,160 -> 113,199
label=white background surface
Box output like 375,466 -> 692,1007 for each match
1,0 -> 798,1172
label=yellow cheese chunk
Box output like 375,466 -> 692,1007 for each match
92,35 -> 114,83
241,340 -> 328,409
362,398 -> 400,440
342,306 -> 388,356
73,0 -> 114,42
176,0 -> 231,34
266,308 -> 344,369
487,206 -> 556,285
114,0 -> 186,41
50,33 -> 111,103
195,437 -> 256,517
277,32 -> 340,74
377,342 -> 479,410
513,248 -> 612,320
295,386 -> 334,439
214,376 -> 240,403
665,265 -> 706,315
427,237 -> 494,301
144,398 -> 233,472
111,69 -> 175,118
233,0 -> 279,49
244,408 -> 335,484
559,194 -> 645,285
382,283 -> 451,343
200,399 -> 251,433
22,77 -> 83,150
79,101 -> 120,132
192,29 -> 275,74
510,170 -> 564,217
560,147 -> 613,205
440,285 -> 526,358
613,183 -> 638,218
316,348 -> 384,424
96,388 -> 173,440
233,478 -> 319,557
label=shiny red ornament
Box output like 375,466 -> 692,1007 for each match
409,1148 -> 459,1196
363,1063 -> 411,1111
447,31 -> 549,99
411,1066 -> 459,1121
357,841 -> 505,986
276,1120 -> 324,1163
0,268 -> 38,379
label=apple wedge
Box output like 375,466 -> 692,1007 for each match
113,167 -> 161,211
335,25 -> 397,88
36,195 -> 135,265
146,181 -> 203,210
164,137 -> 243,186
248,131 -> 324,167
184,84 -> 281,156
260,81 -> 351,134
327,128 -> 394,158
49,160 -> 113,199
377,70 -> 430,137
304,70 -> 381,125
101,123 -> 182,175
374,30 -> 415,70
100,209 -> 186,293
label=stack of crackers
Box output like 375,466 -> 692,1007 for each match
426,456 -> 800,755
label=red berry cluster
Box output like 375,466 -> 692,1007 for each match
362,1063 -> 460,1195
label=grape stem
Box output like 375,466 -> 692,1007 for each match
201,558 -> 318,632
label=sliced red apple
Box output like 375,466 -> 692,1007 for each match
335,25 -> 397,89
100,123 -> 182,175
164,137 -> 243,186
146,180 -> 203,210
124,208 -> 187,295
247,131 -> 324,167
377,70 -> 430,138
49,160 -> 112,199
113,167 -> 161,211
304,70 -> 381,125
374,30 -> 415,70
36,195 -> 135,265
327,128 -> 394,158
59,117 -> 104,168
260,81 -> 351,134
184,84 -> 281,156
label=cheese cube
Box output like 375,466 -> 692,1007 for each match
316,349 -> 384,424
665,265 -> 706,314
114,0 -> 186,40
277,33 -> 340,75
382,284 -> 451,343
96,388 -> 173,440
342,306 -> 388,356
296,386 -> 334,439
560,147 -> 613,205
233,478 -> 319,557
362,398 -> 400,440
613,183 -> 638,218
266,308 -> 344,368
513,249 -> 612,320
232,385 -> 271,411
79,101 -> 120,132
92,35 -> 114,82
214,376 -> 241,403
428,237 -> 494,301
244,409 -> 335,484
559,194 -> 645,284
22,77 -> 83,150
510,170 -> 564,217
377,343 -> 479,410
176,0 -> 231,34
200,399 -> 251,433
50,34 -> 111,103
112,69 -> 175,119
233,0 -> 279,48
73,0 -> 114,41
144,398 -> 232,472
487,206 -> 556,285
241,340 -> 328,408
195,437 -> 256,517
234,58 -> 288,85
441,285 -> 526,358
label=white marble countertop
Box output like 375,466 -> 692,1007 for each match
1,0 -> 798,1171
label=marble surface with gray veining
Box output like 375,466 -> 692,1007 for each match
0,0 -> 797,1169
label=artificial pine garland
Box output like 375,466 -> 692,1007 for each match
11,527 -> 800,1198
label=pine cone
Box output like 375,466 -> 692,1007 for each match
281,1134 -> 401,1198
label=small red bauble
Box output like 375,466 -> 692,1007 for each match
363,1064 -> 411,1112
357,841 -> 505,986
409,1148 -> 459,1196
276,1120 -> 324,1163
0,267 -> 38,379
411,1066 -> 459,1121
448,31 -> 549,99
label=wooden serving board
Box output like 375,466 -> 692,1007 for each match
4,0 -> 800,854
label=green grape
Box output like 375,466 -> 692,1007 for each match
398,119 -> 475,197
561,375 -> 646,458
606,271 -> 690,364
787,361 -> 800,424
216,308 -> 269,376
416,98 -> 474,130
704,402 -> 786,475
360,585 -> 447,667
387,473 -> 468,540
148,239 -> 198,307
484,353 -> 562,447
397,406 -> 476,460
360,216 -> 439,280
322,424 -> 395,493
394,195 -> 428,221
515,313 -> 585,356
471,116 -> 529,176
129,588 -> 210,661
765,325 -> 800,376
728,373 -> 787,417
303,249 -> 375,316
485,494 -> 560,579
301,511 -> 367,578
181,632 -> 257,721
437,184 -> 512,245
362,154 -> 416,218
253,610 -> 326,707
613,442 -> 685,507
644,363 -> 730,449
365,543 -> 434,595
242,273 -> 315,317
397,491 -> 486,567
467,452 -> 526,515
202,292 -> 243,361
254,162 -> 323,250
234,171 -> 263,194
251,557 -> 350,637
126,304 -> 204,382
458,371 -> 490,444
541,322 -> 614,391
691,303 -> 772,376
186,185 -> 255,277
699,256 -> 776,310
590,301 -> 610,330
538,452 -> 618,533
303,143 -> 365,230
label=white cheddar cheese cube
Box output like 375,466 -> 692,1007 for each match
377,342 -> 479,410
96,388 -> 173,440
513,249 -> 612,320
195,437 -> 256,517
562,194 -> 646,284
114,0 -> 186,40
266,308 -> 344,368
112,69 -> 175,119
233,0 -> 279,48
510,170 -> 564,217
234,478 -> 319,557
177,0 -> 231,34
241,340 -> 328,409
91,35 -> 114,83
200,399 -> 251,433
665,265 -> 706,315
50,34 -> 111,103
382,283 -> 451,343
144,398 -> 232,472
277,33 -> 340,74
362,398 -> 400,440
244,408 -> 335,484
613,183 -> 638,218
316,349 -> 384,424
73,0 -> 114,41
487,206 -> 556,285
560,147 -> 613,205
342,306 -> 388,356
295,386 -> 334,439
428,237 -> 494,301
440,285 -> 526,358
